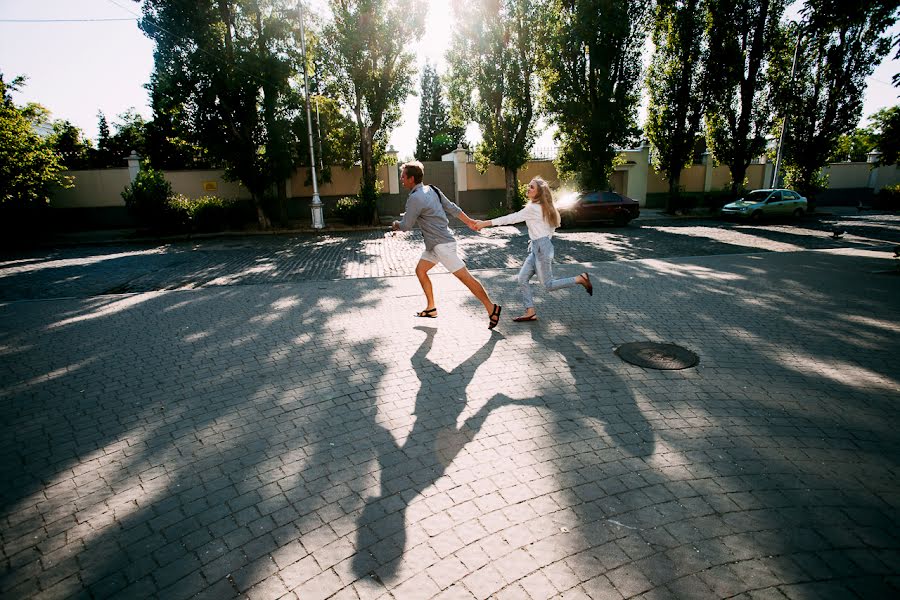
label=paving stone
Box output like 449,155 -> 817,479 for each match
2,228 -> 899,599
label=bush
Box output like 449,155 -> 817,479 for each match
168,194 -> 238,232
121,167 -> 176,231
873,184 -> 900,211
332,195 -> 368,225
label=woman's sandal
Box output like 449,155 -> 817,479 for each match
416,308 -> 437,318
488,304 -> 502,330
512,314 -> 538,322
581,272 -> 593,296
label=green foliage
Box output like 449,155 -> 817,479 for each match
771,3 -> 897,197
121,166 -> 175,230
447,0 -> 541,208
645,0 -> 705,198
139,0 -> 305,229
331,195 -> 369,225
0,74 -> 71,211
167,194 -> 252,232
828,126 -> 876,162
873,183 -> 900,210
870,105 -> 900,166
782,163 -> 828,201
50,120 -> 94,170
539,0 -> 648,191
704,0 -> 785,196
95,109 -> 147,168
321,0 -> 425,224
415,63 -> 466,161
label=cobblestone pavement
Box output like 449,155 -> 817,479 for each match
1,215 -> 899,599
1,212 -> 899,301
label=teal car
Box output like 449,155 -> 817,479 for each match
721,189 -> 808,221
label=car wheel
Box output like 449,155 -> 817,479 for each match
750,210 -> 763,222
560,213 -> 577,229
793,208 -> 805,218
613,213 -> 629,227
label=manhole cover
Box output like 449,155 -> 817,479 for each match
615,342 -> 699,370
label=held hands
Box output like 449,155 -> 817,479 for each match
473,220 -> 490,231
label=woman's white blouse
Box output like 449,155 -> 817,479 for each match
490,202 -> 556,240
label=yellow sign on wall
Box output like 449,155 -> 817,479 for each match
203,181 -> 218,192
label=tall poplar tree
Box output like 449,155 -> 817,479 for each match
704,0 -> 786,196
645,0 -> 705,209
415,63 -> 464,161
447,0 -> 542,209
139,0 -> 302,228
771,1 -> 898,202
540,0 -> 649,191
321,0 -> 424,225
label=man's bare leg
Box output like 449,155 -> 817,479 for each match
452,267 -> 495,314
415,259 -> 438,314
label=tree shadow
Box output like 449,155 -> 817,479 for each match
351,325 -> 503,582
0,275 -> 394,598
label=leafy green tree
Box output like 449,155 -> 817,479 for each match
295,22 -> 360,188
415,62 -> 465,161
321,0 -> 425,224
870,104 -> 900,166
143,105 -> 213,170
50,120 -> 94,170
291,92 -> 358,185
827,126 -> 876,163
539,0 -> 649,192
645,0 -> 705,209
447,0 -> 543,209
704,0 -> 786,196
94,109 -> 148,168
0,74 -> 71,212
771,2 -> 897,201
139,0 -> 303,228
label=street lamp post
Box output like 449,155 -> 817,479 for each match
299,1 -> 324,229
771,27 -> 804,189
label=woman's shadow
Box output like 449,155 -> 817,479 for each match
352,326 -> 502,581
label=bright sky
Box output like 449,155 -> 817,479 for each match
1,0 -> 897,162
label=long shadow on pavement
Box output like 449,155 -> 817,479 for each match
351,325 -> 503,582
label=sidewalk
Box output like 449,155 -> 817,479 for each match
27,205 -> 878,250
1,246 -> 898,599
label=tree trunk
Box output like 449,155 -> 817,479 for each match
253,193 -> 271,229
504,168 -> 518,210
359,130 -> 380,225
276,179 -> 288,227
666,174 -> 682,214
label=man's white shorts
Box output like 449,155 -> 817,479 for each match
420,241 -> 465,273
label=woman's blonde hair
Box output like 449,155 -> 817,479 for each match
530,177 -> 560,228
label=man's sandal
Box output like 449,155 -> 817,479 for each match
512,314 -> 538,322
488,304 -> 502,330
416,308 -> 437,318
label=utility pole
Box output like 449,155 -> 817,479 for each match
771,26 -> 803,189
299,1 -> 324,229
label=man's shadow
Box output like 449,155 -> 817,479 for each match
352,326 -> 502,581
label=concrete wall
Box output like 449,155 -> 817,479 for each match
51,169 -> 131,208
48,152 -> 900,227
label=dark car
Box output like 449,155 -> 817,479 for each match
557,190 -> 641,227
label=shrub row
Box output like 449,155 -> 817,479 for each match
122,167 -> 254,233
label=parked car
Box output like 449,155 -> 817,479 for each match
557,190 -> 641,227
720,188 -> 807,221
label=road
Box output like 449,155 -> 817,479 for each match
2,212 -> 899,302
